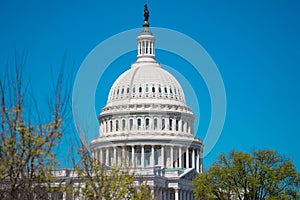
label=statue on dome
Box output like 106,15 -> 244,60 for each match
144,4 -> 149,22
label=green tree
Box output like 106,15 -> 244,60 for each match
73,144 -> 152,200
0,59 -> 70,199
193,149 -> 300,200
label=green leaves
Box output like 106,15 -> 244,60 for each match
193,149 -> 300,200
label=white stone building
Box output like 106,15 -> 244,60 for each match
90,13 -> 203,200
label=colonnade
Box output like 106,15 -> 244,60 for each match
100,116 -> 193,135
143,187 -> 195,200
92,144 -> 202,173
138,40 -> 155,56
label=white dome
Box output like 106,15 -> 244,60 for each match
106,61 -> 186,107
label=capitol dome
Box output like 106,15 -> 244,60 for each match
90,7 -> 203,199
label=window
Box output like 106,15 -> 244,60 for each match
139,87 -> 142,93
117,89 -> 119,95
133,87 -> 136,93
116,120 -> 119,131
152,86 -> 155,93
110,121 -> 113,132
146,118 -> 149,129
137,118 -> 142,129
186,122 -> 189,133
146,85 -> 149,92
176,119 -> 179,131
158,87 -> 162,93
122,119 -> 126,130
154,118 -> 158,130
174,89 -> 177,94
127,88 -> 129,93
169,118 -> 172,131
164,87 -> 167,93
130,119 -> 133,130
162,119 -> 165,130
170,88 -> 173,94
121,88 -> 124,94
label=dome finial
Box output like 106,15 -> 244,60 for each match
143,4 -> 150,27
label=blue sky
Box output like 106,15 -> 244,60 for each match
0,0 -> 299,169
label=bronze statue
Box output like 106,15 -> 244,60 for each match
144,4 -> 149,22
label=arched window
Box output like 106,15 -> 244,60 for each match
116,120 -> 119,131
154,118 -> 158,130
122,119 -> 126,130
170,88 -> 173,94
145,118 -> 150,129
130,119 -> 133,130
158,87 -> 162,93
110,121 -> 113,132
186,121 -> 189,133
152,86 -> 155,93
146,85 -> 149,92
137,118 -> 142,129
162,119 -> 165,130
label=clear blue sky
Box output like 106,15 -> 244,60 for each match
1,0 -> 299,169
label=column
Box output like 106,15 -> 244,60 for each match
179,147 -> 182,168
187,191 -> 190,200
113,147 -> 117,165
166,118 -> 169,132
178,119 -> 182,133
122,146 -> 125,166
183,121 -> 187,133
174,148 -> 178,168
131,146 -> 135,167
186,148 -> 189,168
99,148 -> 103,164
150,187 -> 154,199
196,149 -> 200,173
172,118 -> 176,132
192,148 -> 195,169
151,145 -> 155,167
163,189 -> 167,200
159,188 -> 162,200
183,190 -> 186,200
170,146 -> 174,168
175,189 -> 179,200
106,148 -> 109,166
161,146 -> 165,168
133,117 -> 137,130
180,190 -> 183,200
141,145 -> 145,167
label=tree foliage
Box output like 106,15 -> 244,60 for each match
193,149 -> 300,200
0,59 -> 69,199
73,145 -> 152,200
